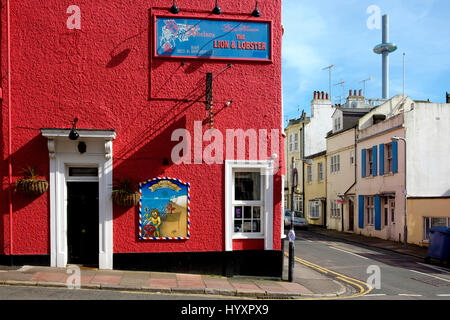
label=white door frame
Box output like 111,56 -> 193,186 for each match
41,129 -> 116,269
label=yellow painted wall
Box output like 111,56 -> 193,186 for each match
304,154 -> 327,226
407,198 -> 450,247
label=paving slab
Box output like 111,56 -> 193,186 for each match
90,274 -> 122,285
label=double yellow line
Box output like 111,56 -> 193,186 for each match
285,253 -> 372,300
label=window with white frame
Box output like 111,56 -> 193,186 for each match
307,165 -> 312,183
318,162 -> 324,181
293,133 -> 299,152
385,143 -> 393,174
233,171 -> 263,234
423,217 -> 450,241
289,134 -> 293,152
331,155 -> 340,173
366,148 -> 373,176
294,195 -> 303,213
334,117 -> 341,132
331,200 -> 341,218
366,196 -> 375,225
309,201 -> 321,219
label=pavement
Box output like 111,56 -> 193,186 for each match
0,228 -> 435,299
0,259 -> 342,299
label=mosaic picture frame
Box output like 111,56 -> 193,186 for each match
139,177 -> 190,240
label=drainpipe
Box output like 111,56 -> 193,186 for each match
6,0 -> 14,261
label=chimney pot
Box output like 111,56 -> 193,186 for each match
321,91 -> 324,100
314,91 -> 317,99
354,90 -> 357,96
359,89 -> 362,96
349,90 -> 352,97
326,93 -> 329,100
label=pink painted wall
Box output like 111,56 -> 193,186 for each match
356,115 -> 405,241
0,1 -> 283,255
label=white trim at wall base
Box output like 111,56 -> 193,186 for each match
225,160 -> 274,252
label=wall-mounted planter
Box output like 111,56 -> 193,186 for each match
112,191 -> 140,207
16,179 -> 49,196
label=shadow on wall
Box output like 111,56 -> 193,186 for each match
106,49 -> 131,68
8,134 -> 49,213
442,189 -> 450,197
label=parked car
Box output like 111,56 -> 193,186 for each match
284,210 -> 308,230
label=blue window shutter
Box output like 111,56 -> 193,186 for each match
361,149 -> 366,178
375,196 -> 381,230
358,195 -> 365,229
372,145 -> 378,176
379,144 -> 384,176
392,141 -> 398,173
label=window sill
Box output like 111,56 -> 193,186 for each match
382,172 -> 395,177
233,233 -> 264,239
308,216 -> 321,220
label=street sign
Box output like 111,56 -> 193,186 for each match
154,16 -> 271,61
288,229 -> 296,242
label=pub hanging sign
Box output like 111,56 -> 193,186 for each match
139,177 -> 190,240
154,16 -> 271,61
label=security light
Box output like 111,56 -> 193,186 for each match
69,118 -> 79,140
170,0 -> 180,14
212,0 -> 222,15
252,1 -> 261,17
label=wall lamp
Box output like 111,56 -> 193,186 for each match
212,0 -> 222,15
69,117 -> 79,140
252,1 -> 261,17
170,0 -> 180,14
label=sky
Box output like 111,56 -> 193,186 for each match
281,0 -> 450,124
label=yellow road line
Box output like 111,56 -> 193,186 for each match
284,252 -> 372,299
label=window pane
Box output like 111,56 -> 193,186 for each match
243,220 -> 252,232
253,206 -> 261,219
234,220 -> 242,232
431,218 -> 447,227
69,167 -> 98,177
235,172 -> 261,201
234,206 -> 242,219
253,220 -> 261,233
244,206 -> 252,219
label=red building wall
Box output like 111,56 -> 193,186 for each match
0,1 -> 283,257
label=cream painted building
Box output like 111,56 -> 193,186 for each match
326,127 -> 357,232
326,94 -> 371,232
302,91 -> 334,226
284,115 -> 310,215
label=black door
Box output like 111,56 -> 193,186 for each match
67,182 -> 99,267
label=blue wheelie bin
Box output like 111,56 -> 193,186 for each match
426,226 -> 450,265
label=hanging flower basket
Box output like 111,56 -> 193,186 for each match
16,179 -> 49,196
112,178 -> 140,207
16,167 -> 48,196
112,190 -> 140,207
